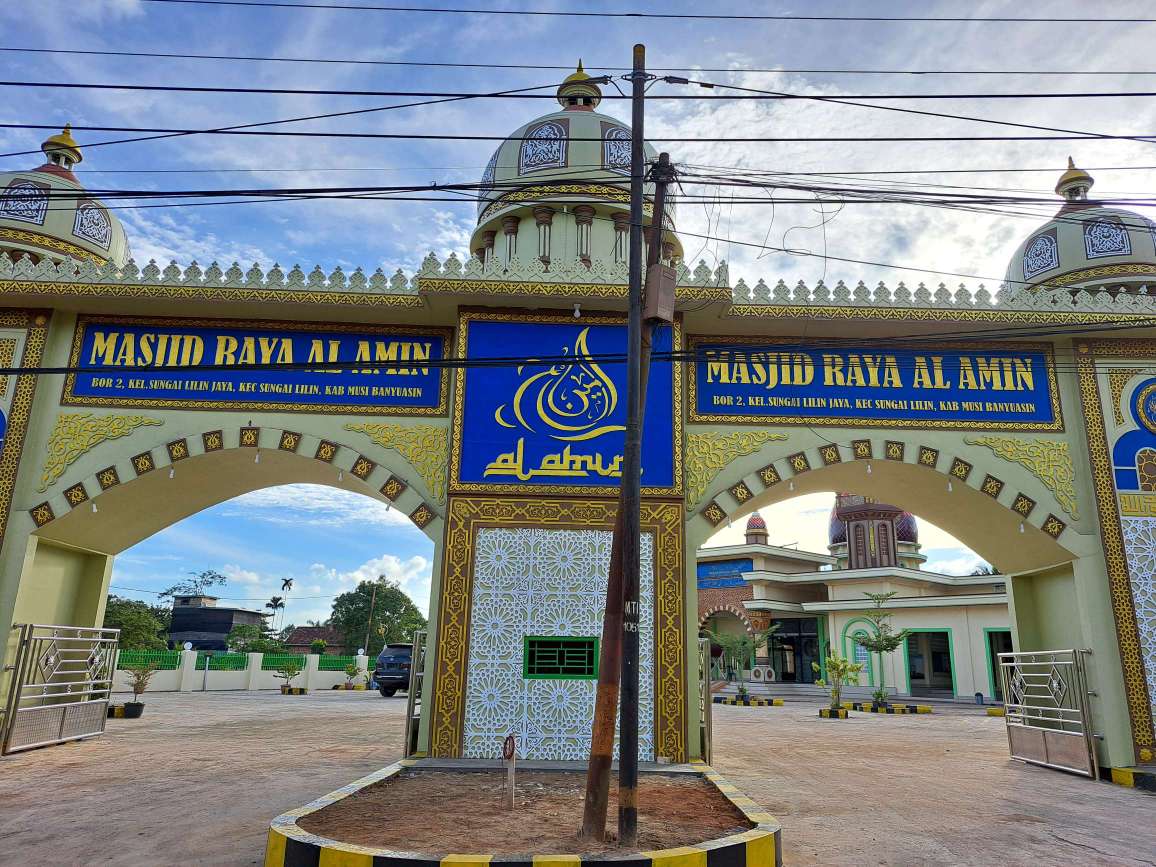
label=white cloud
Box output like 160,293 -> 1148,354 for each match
309,553 -> 433,616
223,484 -> 417,530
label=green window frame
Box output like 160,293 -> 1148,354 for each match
522,636 -> 599,680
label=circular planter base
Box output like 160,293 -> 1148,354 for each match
267,760 -> 782,866
819,707 -> 849,719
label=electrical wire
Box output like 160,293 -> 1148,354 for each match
8,47 -> 1156,76
122,1 -> 1156,24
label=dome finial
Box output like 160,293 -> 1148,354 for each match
41,123 -> 83,169
1055,155 -> 1093,202
557,60 -> 601,110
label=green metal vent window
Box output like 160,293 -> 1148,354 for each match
523,636 -> 599,680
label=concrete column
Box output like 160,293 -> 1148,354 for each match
177,650 -> 200,692
356,652 -> 369,676
245,653 -> 263,690
302,653 -> 320,691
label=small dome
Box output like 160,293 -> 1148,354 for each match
469,62 -> 680,264
746,512 -> 766,531
828,494 -> 918,545
1004,158 -> 1156,293
0,126 -> 130,267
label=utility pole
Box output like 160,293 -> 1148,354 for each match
363,579 -> 379,654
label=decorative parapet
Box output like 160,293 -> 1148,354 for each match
0,252 -> 418,294
729,278 -> 1156,315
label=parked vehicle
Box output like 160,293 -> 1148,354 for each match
373,643 -> 412,697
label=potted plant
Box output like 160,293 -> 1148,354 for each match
812,654 -> 864,718
343,662 -> 359,690
123,662 -> 157,718
706,623 -> 779,700
852,592 -> 912,709
276,660 -> 303,694
310,638 -> 327,655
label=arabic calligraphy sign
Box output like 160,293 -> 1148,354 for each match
452,312 -> 680,495
63,315 -> 450,415
689,337 -> 1062,430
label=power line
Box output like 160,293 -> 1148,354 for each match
0,77 -> 583,161
5,123 -> 1156,148
11,80 -> 1156,101
122,0 -> 1156,24
7,47 -> 1156,76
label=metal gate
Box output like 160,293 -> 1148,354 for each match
403,629 -> 427,757
2,623 -> 119,755
997,649 -> 1098,779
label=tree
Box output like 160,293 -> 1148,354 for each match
102,596 -> 169,650
266,595 -> 286,630
971,563 -> 998,576
225,623 -> 285,654
329,578 -> 426,656
705,624 -> 779,694
853,591 -> 912,706
812,654 -> 865,710
159,569 -> 228,600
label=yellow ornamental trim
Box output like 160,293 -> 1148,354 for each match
685,430 -> 787,510
964,435 -> 1079,519
343,422 -> 448,503
40,413 -> 163,492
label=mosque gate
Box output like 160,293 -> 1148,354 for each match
0,102 -> 1153,775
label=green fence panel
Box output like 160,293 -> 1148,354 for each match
261,653 -> 305,671
203,653 -> 248,671
117,650 -> 181,670
317,654 -> 358,671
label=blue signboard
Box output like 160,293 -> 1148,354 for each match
64,316 -> 449,414
453,314 -> 679,493
696,558 -> 752,589
690,339 -> 1060,430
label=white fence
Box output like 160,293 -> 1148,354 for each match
111,651 -> 370,694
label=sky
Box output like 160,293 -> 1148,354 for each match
4,0 -> 1149,622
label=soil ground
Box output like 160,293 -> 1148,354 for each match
298,769 -> 750,854
0,691 -> 1153,865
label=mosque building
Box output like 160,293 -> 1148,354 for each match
697,500 -> 1013,702
2,64 -> 1156,778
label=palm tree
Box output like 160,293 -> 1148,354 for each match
281,578 -> 294,592
266,595 -> 286,631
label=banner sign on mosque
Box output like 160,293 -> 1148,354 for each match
451,312 -> 681,495
689,338 -> 1061,430
63,316 -> 450,414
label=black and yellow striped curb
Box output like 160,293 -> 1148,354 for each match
107,705 -> 125,718
848,703 -> 933,714
266,759 -> 782,866
985,707 -> 1006,717
819,708 -> 848,719
1104,766 -> 1156,794
280,687 -> 308,695
713,696 -> 784,707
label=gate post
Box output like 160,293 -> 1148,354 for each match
245,653 -> 263,690
177,650 -> 200,692
302,654 -> 320,691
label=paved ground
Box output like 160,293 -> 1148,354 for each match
0,692 -> 1153,865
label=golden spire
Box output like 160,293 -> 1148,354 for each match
41,123 -> 83,167
557,60 -> 601,110
1055,155 -> 1093,200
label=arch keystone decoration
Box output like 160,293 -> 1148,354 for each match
684,430 -> 787,511
39,413 -> 163,492
964,435 -> 1079,519
343,422 -> 447,502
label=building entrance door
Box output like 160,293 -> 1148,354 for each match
906,631 -> 955,697
770,618 -> 820,684
987,630 -> 1014,702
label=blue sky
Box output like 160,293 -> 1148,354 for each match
6,1 -> 1153,622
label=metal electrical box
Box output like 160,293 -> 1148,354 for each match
643,263 -> 676,323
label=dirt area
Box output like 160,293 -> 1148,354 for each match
298,769 -> 750,855
1,692 -> 1155,865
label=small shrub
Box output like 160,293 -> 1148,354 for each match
125,662 -> 158,703
275,661 -> 301,689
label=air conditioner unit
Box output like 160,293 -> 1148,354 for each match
750,665 -> 775,682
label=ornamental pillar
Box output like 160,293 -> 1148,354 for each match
533,206 -> 555,268
611,211 -> 630,263
574,205 -> 595,266
501,216 -> 520,261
